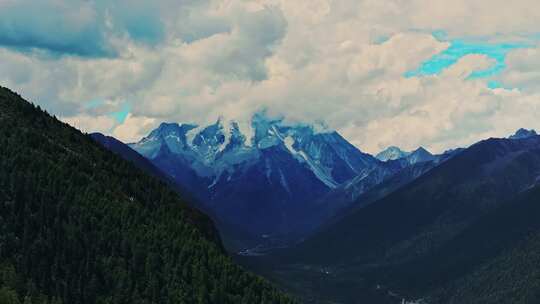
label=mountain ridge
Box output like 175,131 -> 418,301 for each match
0,86 -> 295,304
376,146 -> 410,161
128,114 -> 382,244
289,134 -> 540,264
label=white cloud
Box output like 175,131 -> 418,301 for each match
498,46 -> 540,92
112,114 -> 157,143
61,114 -> 116,134
0,0 -> 540,154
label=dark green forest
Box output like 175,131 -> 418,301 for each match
0,87 -> 295,304
255,133 -> 540,303
425,185 -> 540,304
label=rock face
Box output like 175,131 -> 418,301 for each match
129,113 -> 380,242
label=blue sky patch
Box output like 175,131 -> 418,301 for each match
373,35 -> 390,44
431,30 -> 448,41
405,32 -> 529,79
85,99 -> 106,109
487,80 -> 516,90
110,104 -> 131,124
84,99 -> 130,124
0,1 -> 164,58
487,80 -> 504,89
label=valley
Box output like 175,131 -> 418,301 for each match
1,1 -> 538,303
0,87 -> 295,304
2,83 -> 540,303
100,113 -> 540,303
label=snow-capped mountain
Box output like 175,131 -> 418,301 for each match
376,146 -> 436,165
129,113 -> 380,243
305,145 -> 460,229
132,114 -> 377,188
376,146 -> 410,161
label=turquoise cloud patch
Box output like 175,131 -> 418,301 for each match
110,104 -> 131,124
405,34 -> 528,79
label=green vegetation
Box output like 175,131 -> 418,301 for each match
263,135 -> 540,303
426,185 -> 540,304
0,87 -> 295,304
433,233 -> 540,304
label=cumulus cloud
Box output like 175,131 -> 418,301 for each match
0,0 -> 166,57
61,114 -> 116,134
1,0 -> 540,154
497,46 -> 540,92
112,114 -> 156,143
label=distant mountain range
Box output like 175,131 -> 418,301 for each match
89,105 -> 540,303
126,115 -> 384,245
267,128 -> 540,303
4,79 -> 540,304
289,133 -> 540,263
101,116 -> 538,251
122,114 -> 454,248
377,146 -> 439,165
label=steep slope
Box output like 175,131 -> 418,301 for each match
130,114 -> 380,242
305,147 -> 451,233
403,147 -> 436,164
316,160 -> 438,228
408,184 -> 540,303
207,144 -> 330,239
90,132 -> 218,227
371,183 -> 540,303
0,87 -> 294,304
129,123 -> 211,203
289,134 -> 540,266
90,132 -> 170,183
254,134 -> 540,303
301,163 -> 404,232
296,173 -> 540,304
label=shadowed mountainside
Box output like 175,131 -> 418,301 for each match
0,87 -> 295,304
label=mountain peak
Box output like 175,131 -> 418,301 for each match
376,146 -> 409,161
412,146 -> 430,154
157,122 -> 181,132
131,114 -> 379,197
149,122 -> 197,138
406,146 -> 435,164
509,128 -> 537,140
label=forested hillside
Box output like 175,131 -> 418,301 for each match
0,87 -> 294,304
261,133 -> 540,303
289,135 -> 540,265
425,185 -> 540,304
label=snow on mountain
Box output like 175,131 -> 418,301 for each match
376,146 -> 410,161
376,146 -> 435,165
131,113 -> 378,191
126,114 -> 471,246
129,113 -> 380,241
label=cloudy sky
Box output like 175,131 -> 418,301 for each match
1,0 -> 539,154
